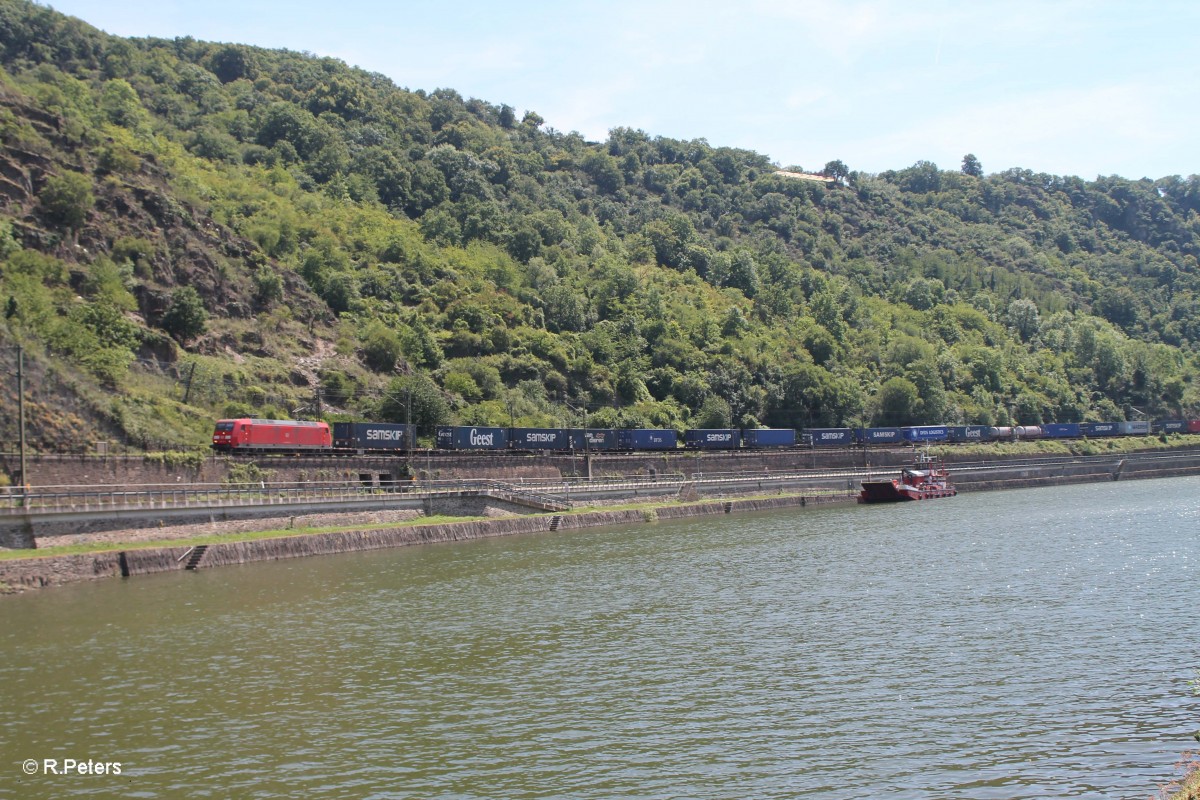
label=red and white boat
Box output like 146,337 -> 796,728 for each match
858,452 -> 957,503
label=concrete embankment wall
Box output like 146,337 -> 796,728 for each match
954,454 -> 1200,491
0,446 -> 875,490
0,493 -> 850,594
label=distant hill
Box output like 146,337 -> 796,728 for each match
1,0 -> 1198,457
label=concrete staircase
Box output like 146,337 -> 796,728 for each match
184,545 -> 208,570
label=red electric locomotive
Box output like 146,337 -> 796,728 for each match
212,418 -> 331,452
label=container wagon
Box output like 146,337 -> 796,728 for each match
805,428 -> 855,446
436,426 -> 510,450
857,427 -> 903,445
617,429 -> 678,450
1082,422 -> 1120,437
946,425 -> 992,442
570,429 -> 619,451
332,422 -> 415,451
1042,423 -> 1080,438
685,429 -> 742,449
742,428 -> 797,448
1117,421 -> 1151,435
902,426 -> 949,443
510,427 -> 571,450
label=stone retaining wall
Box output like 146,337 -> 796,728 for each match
29,510 -> 427,546
0,552 -> 124,592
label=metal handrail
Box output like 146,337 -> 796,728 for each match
3,450 -> 1194,515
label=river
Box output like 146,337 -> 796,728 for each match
1,478 -> 1197,799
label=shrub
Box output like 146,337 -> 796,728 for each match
39,171 -> 94,230
224,461 -> 270,485
160,286 -> 208,342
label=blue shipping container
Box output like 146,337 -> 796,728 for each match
947,425 -> 991,442
436,426 -> 509,450
1157,419 -> 1187,433
742,428 -> 796,448
618,429 -> 678,450
1042,423 -> 1081,438
685,429 -> 742,449
332,422 -> 415,450
569,429 -> 618,451
903,426 -> 949,442
510,427 -> 569,450
1082,422 -> 1119,437
806,428 -> 854,446
858,427 -> 902,444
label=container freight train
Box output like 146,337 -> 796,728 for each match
212,419 -> 797,455
212,417 -> 1195,455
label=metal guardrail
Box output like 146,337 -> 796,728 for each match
0,470 -> 830,516
4,450 -> 1196,516
0,478 -> 583,516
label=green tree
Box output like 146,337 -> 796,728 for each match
877,377 -> 920,425
99,79 -> 146,128
582,150 -> 624,194
252,266 -> 284,308
208,45 -> 257,83
360,321 -> 403,372
39,171 -> 93,230
542,283 -> 594,333
961,153 -> 983,177
802,325 -> 837,366
694,395 -> 732,428
823,159 -> 849,181
1006,298 -> 1041,342
160,286 -> 208,343
726,250 -> 761,298
378,374 -> 450,436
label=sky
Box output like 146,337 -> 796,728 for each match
37,0 -> 1200,180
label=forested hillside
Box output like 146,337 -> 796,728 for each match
1,0 -> 1199,452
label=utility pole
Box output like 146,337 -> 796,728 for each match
17,343 -> 26,496
181,361 -> 197,405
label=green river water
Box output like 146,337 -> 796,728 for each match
1,477 -> 1197,799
